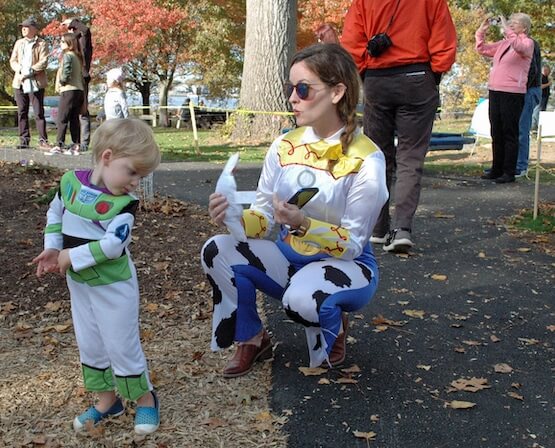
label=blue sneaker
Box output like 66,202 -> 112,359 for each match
134,391 -> 160,435
73,398 -> 125,432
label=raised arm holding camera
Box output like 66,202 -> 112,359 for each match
476,13 -> 534,183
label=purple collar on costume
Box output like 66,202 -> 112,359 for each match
75,169 -> 113,195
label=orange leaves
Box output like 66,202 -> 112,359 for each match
64,0 -> 188,65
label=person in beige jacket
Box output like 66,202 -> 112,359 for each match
10,16 -> 51,149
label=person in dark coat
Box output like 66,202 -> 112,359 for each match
62,18 -> 93,151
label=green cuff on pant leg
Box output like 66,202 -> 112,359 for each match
115,372 -> 150,401
81,364 -> 115,392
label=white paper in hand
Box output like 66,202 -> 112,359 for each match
215,152 -> 247,241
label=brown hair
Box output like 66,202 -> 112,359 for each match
61,32 -> 84,66
91,119 -> 161,175
290,43 -> 360,152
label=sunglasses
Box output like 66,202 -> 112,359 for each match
284,82 -> 324,100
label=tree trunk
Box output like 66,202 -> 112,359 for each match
158,80 -> 171,127
136,81 -> 151,115
232,0 -> 297,142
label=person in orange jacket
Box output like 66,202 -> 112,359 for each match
341,0 -> 457,253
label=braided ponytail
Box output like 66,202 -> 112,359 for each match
340,109 -> 358,152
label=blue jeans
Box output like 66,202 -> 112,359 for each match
517,86 -> 541,173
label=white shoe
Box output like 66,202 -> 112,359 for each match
370,233 -> 389,244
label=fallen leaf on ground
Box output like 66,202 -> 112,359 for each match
417,365 -> 431,371
201,417 -> 228,428
547,325 -> 555,332
372,314 -> 406,327
336,377 -> 358,384
446,400 -> 476,409
507,391 -> 524,401
298,367 -> 327,376
44,301 -> 63,312
447,377 -> 490,393
318,378 -> 331,385
494,363 -> 513,374
431,274 -> 447,281
403,309 -> 425,319
353,430 -> 377,441
462,340 -> 482,346
341,365 -> 361,374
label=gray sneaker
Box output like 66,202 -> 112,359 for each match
383,228 -> 414,253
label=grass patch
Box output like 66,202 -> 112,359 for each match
424,162 -> 486,177
0,126 -> 269,163
509,203 -> 555,233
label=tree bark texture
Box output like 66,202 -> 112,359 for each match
232,0 -> 297,142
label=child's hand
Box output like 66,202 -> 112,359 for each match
57,249 -> 72,275
32,249 -> 60,278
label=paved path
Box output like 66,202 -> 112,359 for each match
3,148 -> 554,448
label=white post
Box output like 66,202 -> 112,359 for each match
189,101 -> 200,155
533,125 -> 542,220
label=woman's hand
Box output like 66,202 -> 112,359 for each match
32,249 -> 60,278
478,17 -> 491,33
208,192 -> 228,226
272,194 -> 305,228
57,249 -> 72,275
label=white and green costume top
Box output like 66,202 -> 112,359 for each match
44,170 -> 138,286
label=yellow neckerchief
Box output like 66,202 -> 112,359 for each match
277,127 -> 379,179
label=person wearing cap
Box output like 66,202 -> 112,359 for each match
104,68 -> 129,120
9,16 -> 51,150
62,18 -> 93,151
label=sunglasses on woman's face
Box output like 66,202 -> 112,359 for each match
284,82 -> 324,100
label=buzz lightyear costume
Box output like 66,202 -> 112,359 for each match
201,126 -> 389,367
44,170 -> 152,401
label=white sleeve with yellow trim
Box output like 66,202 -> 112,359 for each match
240,136 -> 284,239
297,152 -> 388,259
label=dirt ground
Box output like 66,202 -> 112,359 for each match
0,139 -> 553,447
0,161 -> 287,448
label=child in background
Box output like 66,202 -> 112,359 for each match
104,68 -> 129,120
33,119 -> 161,435
49,33 -> 84,156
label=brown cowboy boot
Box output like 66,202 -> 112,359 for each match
328,313 -> 349,367
223,330 -> 273,378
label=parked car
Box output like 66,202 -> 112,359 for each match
43,96 -> 59,125
29,96 -> 59,125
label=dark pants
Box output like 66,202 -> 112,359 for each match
80,77 -> 91,147
364,70 -> 439,236
14,87 -> 48,146
488,90 -> 525,177
56,90 -> 84,147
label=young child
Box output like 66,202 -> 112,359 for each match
33,118 -> 161,434
49,32 -> 84,156
104,67 -> 129,120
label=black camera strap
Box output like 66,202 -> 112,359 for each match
384,0 -> 401,34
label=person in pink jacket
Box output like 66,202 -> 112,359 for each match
475,13 -> 534,183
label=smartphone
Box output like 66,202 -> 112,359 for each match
287,187 -> 319,209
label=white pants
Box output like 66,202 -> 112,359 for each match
67,263 -> 152,386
